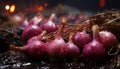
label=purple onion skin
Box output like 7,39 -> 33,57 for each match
66,42 -> 80,58
42,20 -> 57,33
47,36 -> 67,58
27,31 -> 46,43
83,40 -> 105,60
82,25 -> 105,60
99,31 -> 118,50
22,25 -> 42,42
41,13 -> 57,33
73,31 -> 92,50
27,36 -> 39,43
21,40 -> 47,59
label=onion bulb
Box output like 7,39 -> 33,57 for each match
22,25 -> 42,41
99,31 -> 118,50
73,27 -> 92,50
66,33 -> 80,58
42,13 -> 57,33
10,40 -> 47,59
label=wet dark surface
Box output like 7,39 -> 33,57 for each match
0,50 -> 119,69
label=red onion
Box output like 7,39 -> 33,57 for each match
29,13 -> 43,25
73,27 -> 92,50
82,25 -> 105,60
47,36 -> 67,58
10,40 -> 47,59
66,33 -> 80,58
27,31 -> 47,43
22,25 -> 42,41
99,31 -> 118,50
42,13 -> 57,33
47,18 -> 67,58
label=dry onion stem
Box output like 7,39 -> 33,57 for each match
42,10 -> 120,42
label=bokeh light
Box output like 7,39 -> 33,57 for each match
38,6 -> 44,11
5,5 -> 10,10
10,4 -> 16,13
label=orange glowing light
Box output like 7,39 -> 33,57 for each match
38,6 -> 44,11
100,0 -> 105,8
10,4 -> 16,13
5,5 -> 10,10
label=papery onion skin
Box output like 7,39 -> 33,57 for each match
22,25 -> 42,41
99,31 -> 118,50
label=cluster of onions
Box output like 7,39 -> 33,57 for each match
10,12 -> 57,31
10,12 -> 118,61
10,28 -> 48,60
9,13 -> 59,60
82,25 -> 118,60
10,18 -> 81,61
10,24 -> 118,61
82,25 -> 106,60
47,18 -> 80,60
20,13 -> 58,42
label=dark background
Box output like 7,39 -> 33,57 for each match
0,0 -> 120,13
47,0 -> 120,10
